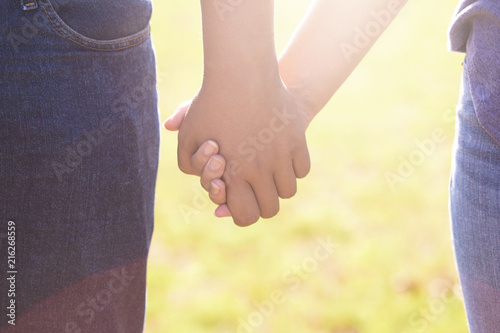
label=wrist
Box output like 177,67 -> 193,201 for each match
200,0 -> 279,85
202,57 -> 282,92
278,67 -> 320,124
202,40 -> 281,84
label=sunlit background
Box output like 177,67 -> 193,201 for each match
147,0 -> 467,332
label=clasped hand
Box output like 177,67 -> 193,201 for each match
165,76 -> 311,226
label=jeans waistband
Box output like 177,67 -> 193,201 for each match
20,0 -> 38,11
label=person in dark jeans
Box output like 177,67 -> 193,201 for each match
1,1 -> 158,331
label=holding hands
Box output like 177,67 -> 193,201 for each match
165,0 -> 406,226
165,73 -> 311,226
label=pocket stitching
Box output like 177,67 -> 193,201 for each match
39,0 -> 151,50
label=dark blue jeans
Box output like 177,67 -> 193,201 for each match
0,1 -> 159,332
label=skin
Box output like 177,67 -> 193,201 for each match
165,0 -> 409,225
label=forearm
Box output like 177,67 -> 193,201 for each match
279,0 -> 408,119
200,0 -> 281,87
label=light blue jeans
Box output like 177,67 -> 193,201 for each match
450,61 -> 500,333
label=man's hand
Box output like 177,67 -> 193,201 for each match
165,0 -> 311,226
165,0 -> 409,225
168,78 -> 310,227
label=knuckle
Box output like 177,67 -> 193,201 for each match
200,178 -> 210,191
189,158 -> 200,174
189,157 -> 205,176
209,195 -> 225,206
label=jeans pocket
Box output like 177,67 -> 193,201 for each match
38,0 -> 152,51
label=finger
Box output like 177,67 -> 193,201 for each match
163,99 -> 192,131
190,141 -> 220,176
208,178 -> 227,205
293,138 -> 311,179
250,175 -> 280,219
201,155 -> 226,189
225,177 -> 260,227
177,136 -> 196,175
214,204 -> 231,217
273,166 -> 297,199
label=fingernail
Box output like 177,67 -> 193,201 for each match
209,156 -> 223,171
204,140 -> 218,155
211,181 -> 220,195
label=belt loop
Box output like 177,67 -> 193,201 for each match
20,0 -> 38,11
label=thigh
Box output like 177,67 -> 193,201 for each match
450,62 -> 500,333
0,1 -> 159,332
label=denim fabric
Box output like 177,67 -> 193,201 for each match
448,0 -> 500,146
0,0 -> 159,332
450,61 -> 500,333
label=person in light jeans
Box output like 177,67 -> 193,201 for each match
166,0 -> 500,332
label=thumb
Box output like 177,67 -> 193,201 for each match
163,99 -> 192,131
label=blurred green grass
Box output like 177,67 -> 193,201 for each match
147,0 -> 468,332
